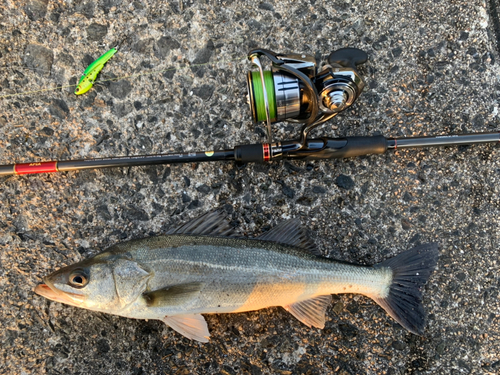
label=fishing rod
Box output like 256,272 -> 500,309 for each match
1,48 -> 499,177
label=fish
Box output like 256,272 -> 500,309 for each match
34,211 -> 439,342
74,47 -> 117,95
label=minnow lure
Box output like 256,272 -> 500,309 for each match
75,47 -> 117,95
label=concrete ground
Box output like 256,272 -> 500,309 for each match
1,0 -> 499,374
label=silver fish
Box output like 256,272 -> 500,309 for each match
34,211 -> 439,342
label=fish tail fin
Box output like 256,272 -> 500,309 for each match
372,243 -> 439,335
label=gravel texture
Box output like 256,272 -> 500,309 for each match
1,0 -> 500,374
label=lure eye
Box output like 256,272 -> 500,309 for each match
69,270 -> 89,288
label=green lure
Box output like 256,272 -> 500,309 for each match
75,47 -> 117,95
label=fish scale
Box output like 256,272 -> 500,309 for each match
113,235 -> 388,313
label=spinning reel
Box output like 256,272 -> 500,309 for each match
246,48 -> 367,147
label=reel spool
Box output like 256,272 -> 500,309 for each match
246,48 -> 368,145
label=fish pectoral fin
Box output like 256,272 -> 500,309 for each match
143,282 -> 203,307
283,295 -> 332,329
163,314 -> 210,343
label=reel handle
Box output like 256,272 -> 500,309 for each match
328,48 -> 368,72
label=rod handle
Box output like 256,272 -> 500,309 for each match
234,144 -> 266,163
288,135 -> 388,160
330,135 -> 387,158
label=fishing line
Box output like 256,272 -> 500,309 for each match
249,70 -> 276,122
0,57 -> 245,99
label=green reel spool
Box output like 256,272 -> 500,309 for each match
247,71 -> 277,123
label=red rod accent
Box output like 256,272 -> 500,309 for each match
15,161 -> 58,175
263,144 -> 270,162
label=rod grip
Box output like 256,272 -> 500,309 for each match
332,135 -> 387,158
234,144 -> 265,163
291,136 -> 388,160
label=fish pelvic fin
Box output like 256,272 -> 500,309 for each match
284,295 -> 332,328
163,314 -> 210,343
372,243 -> 439,335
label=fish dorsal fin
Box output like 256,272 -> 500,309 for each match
163,314 -> 210,343
166,211 -> 238,237
283,295 -> 332,329
143,282 -> 203,307
257,219 -> 320,256
112,259 -> 152,307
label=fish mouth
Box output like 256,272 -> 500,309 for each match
34,280 -> 85,306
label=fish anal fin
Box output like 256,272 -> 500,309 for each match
166,211 -> 238,237
163,314 -> 210,343
284,295 -> 332,329
143,282 -> 203,307
257,219 -> 320,256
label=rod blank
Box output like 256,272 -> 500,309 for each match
387,132 -> 500,149
0,131 -> 498,177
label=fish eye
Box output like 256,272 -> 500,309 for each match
69,270 -> 89,288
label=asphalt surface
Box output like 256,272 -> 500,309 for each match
1,0 -> 499,374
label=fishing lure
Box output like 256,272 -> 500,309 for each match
75,47 -> 117,95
